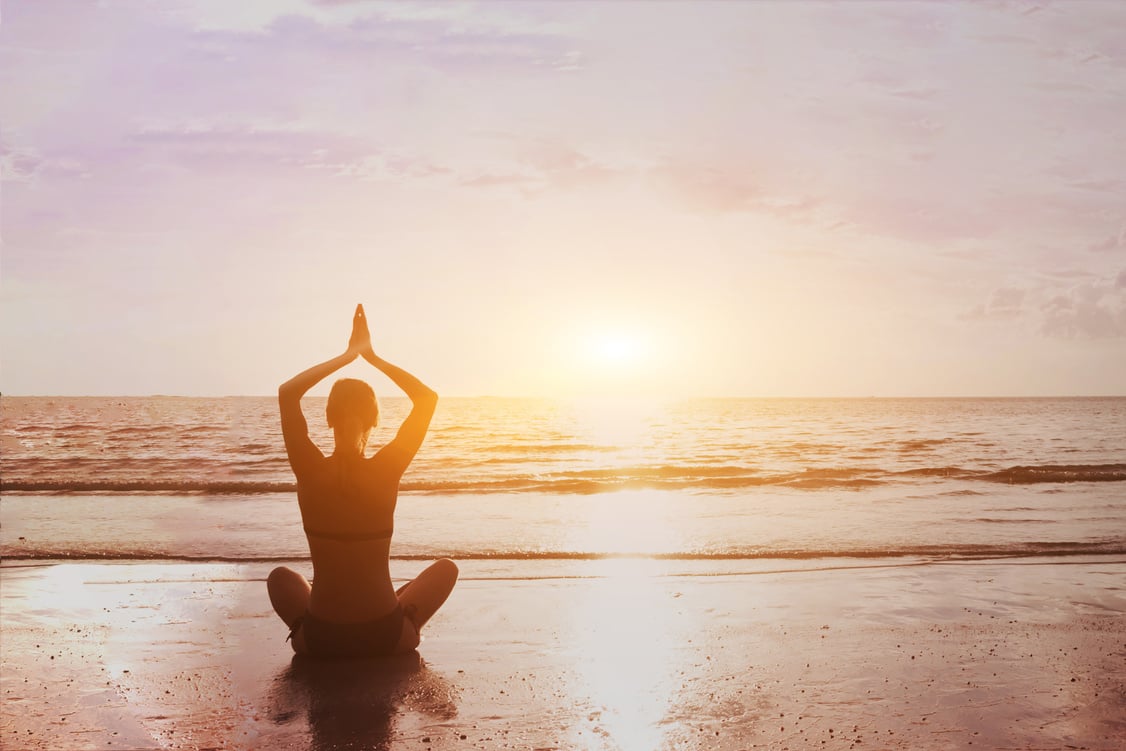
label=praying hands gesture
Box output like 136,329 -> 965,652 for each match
347,304 -> 374,360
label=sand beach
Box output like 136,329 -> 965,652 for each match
2,555 -> 1123,750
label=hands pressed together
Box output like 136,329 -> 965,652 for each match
347,304 -> 374,360
278,302 -> 435,450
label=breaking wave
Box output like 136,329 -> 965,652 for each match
4,462 -> 1124,495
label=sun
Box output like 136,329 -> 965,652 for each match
581,331 -> 653,373
589,331 -> 645,367
547,320 -> 669,398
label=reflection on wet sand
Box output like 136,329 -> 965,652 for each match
567,559 -> 689,749
267,652 -> 457,750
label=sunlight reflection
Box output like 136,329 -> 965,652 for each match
562,491 -> 689,557
27,563 -> 112,614
566,560 -> 686,750
568,397 -> 670,450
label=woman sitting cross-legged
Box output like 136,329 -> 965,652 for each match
267,304 -> 457,658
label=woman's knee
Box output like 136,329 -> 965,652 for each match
267,566 -> 295,592
434,558 -> 459,582
269,567 -> 310,628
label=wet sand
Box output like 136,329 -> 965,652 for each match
2,556 -> 1124,750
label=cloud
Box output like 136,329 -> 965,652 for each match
991,287 -> 1026,313
650,161 -> 824,223
962,267 -> 1126,339
1069,178 -> 1125,192
1090,226 -> 1126,252
1,0 -> 590,241
128,124 -> 372,171
1040,272 -> 1126,339
0,144 -> 43,182
518,142 -> 616,188
654,152 -> 1005,242
122,122 -> 453,182
0,144 -> 90,183
961,286 -> 1027,322
460,172 -> 537,189
652,163 -> 760,213
1039,268 -> 1099,281
459,141 -> 618,195
258,11 -> 583,74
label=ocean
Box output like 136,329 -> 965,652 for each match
2,396 -> 1124,564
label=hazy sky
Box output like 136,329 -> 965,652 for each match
2,1 -> 1125,397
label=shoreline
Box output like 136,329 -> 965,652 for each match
3,555 -> 1124,750
5,487 -> 1126,567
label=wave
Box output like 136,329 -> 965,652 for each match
894,466 -> 967,478
485,442 -> 614,454
977,464 -> 1126,484
0,480 -> 299,494
3,462 -> 1124,495
897,439 -> 946,452
3,540 -> 1125,564
54,423 -> 98,433
0,475 -> 878,494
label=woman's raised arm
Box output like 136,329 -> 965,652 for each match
278,314 -> 363,471
351,305 -> 438,472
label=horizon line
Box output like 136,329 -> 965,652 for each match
2,393 -> 1124,400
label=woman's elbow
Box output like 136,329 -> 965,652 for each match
278,382 -> 299,403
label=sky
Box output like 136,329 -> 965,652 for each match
2,0 -> 1125,397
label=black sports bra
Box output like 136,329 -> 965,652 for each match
303,525 -> 393,542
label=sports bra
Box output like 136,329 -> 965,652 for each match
303,525 -> 393,542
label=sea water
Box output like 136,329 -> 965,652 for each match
2,396 -> 1124,564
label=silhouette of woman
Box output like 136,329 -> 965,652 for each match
268,304 -> 457,657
